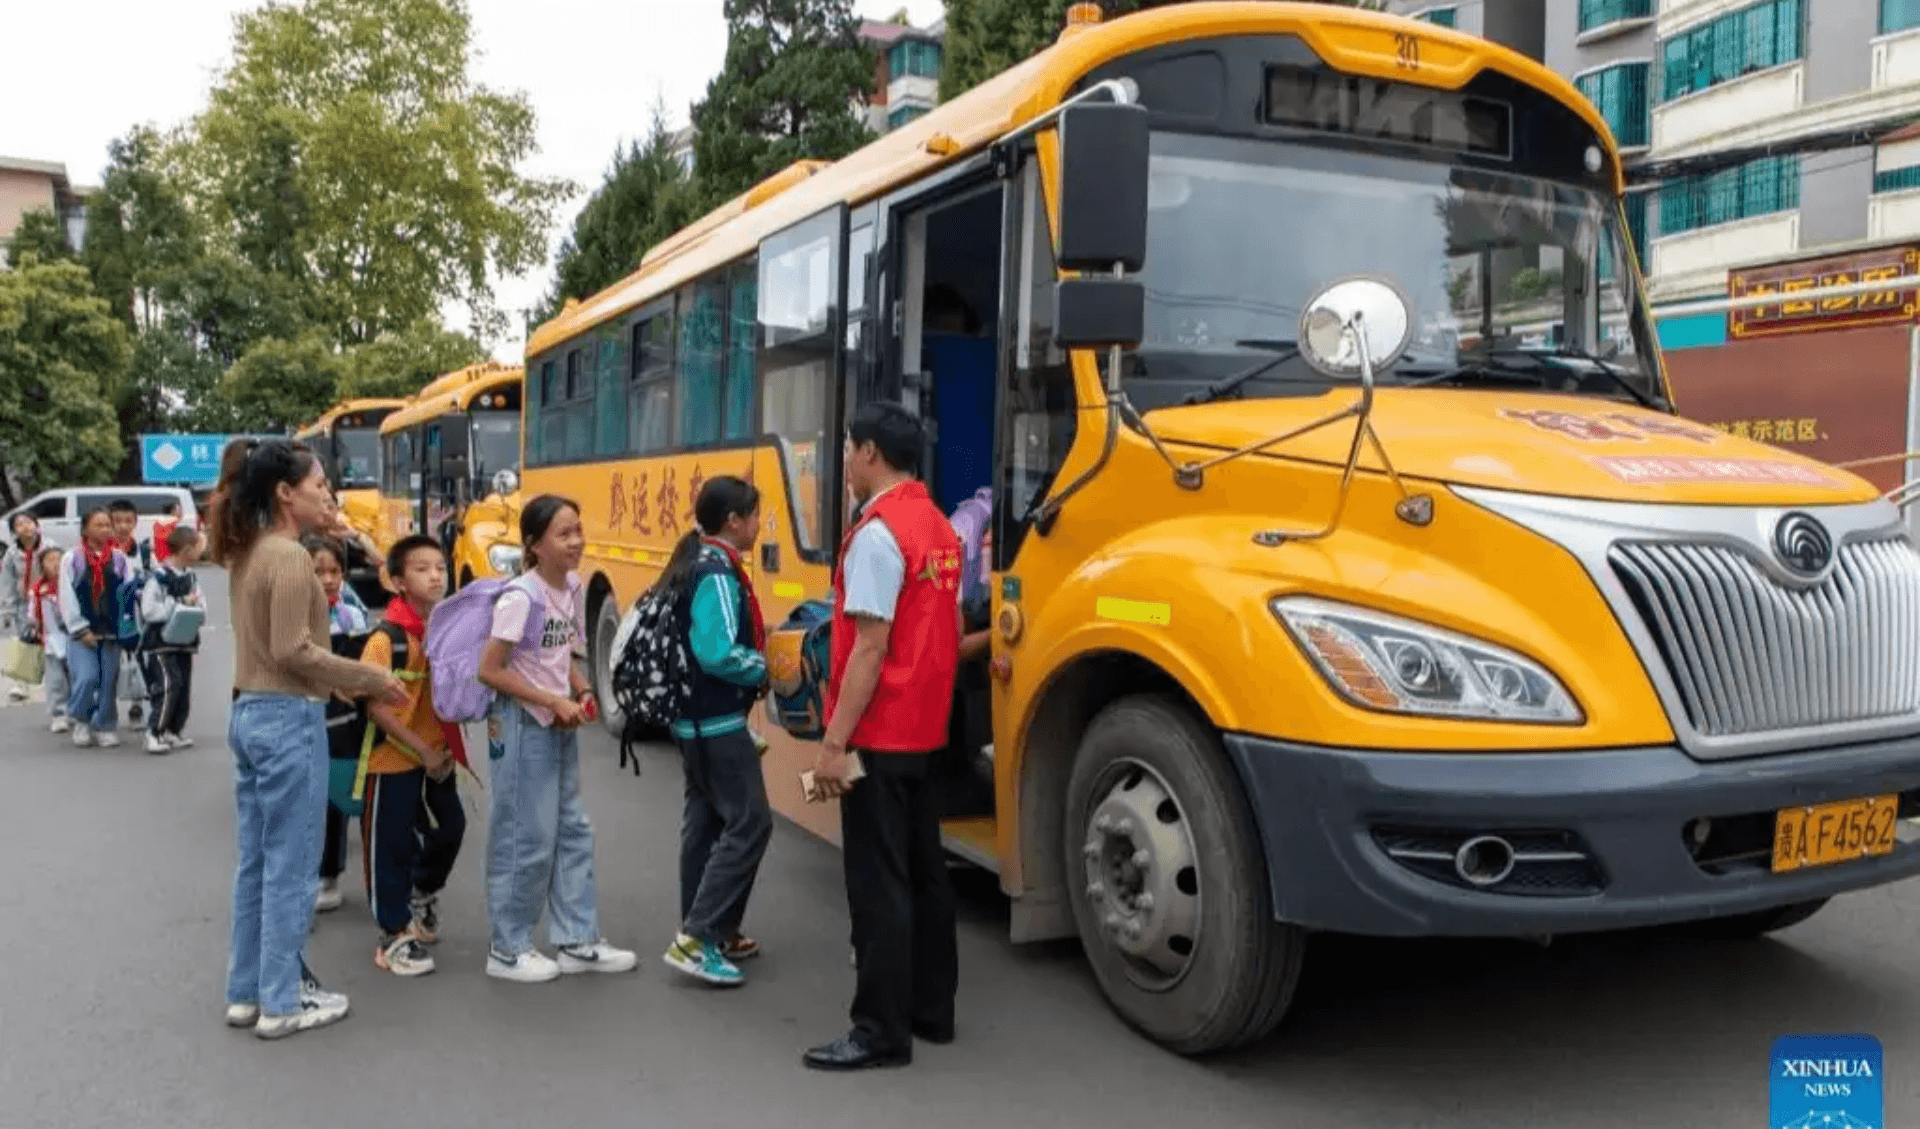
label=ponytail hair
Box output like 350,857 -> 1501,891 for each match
654,475 -> 760,595
207,438 -> 319,566
519,493 -> 580,571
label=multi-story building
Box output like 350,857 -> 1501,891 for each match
0,157 -> 93,265
856,16 -> 947,133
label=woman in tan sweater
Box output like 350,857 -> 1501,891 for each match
209,438 -> 406,1040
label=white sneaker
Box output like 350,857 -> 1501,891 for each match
170,734 -> 194,749
224,1002 -> 260,1028
314,878 -> 343,913
71,725 -> 92,748
254,982 -> 350,1040
145,733 -> 171,755
486,948 -> 561,983
49,717 -> 70,734
557,940 -> 639,975
376,933 -> 435,977
95,732 -> 121,749
8,686 -> 27,702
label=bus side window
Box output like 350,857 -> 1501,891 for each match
628,306 -> 674,455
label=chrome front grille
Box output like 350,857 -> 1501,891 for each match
1609,538 -> 1920,737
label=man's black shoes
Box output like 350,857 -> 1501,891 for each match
802,1033 -> 912,1071
912,1022 -> 954,1045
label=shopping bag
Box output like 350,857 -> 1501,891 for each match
118,650 -> 147,702
3,638 -> 44,685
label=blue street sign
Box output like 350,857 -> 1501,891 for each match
139,434 -> 259,486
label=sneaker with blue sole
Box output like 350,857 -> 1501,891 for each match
663,934 -> 744,987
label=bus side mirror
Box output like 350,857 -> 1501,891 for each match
436,413 -> 471,477
1053,278 -> 1145,349
1055,102 -> 1150,273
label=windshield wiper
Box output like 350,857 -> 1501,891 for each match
1524,345 -> 1664,410
1399,350 -> 1557,390
1180,340 -> 1302,406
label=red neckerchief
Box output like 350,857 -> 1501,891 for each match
116,536 -> 136,556
702,536 -> 765,649
28,576 -> 54,638
383,598 -> 470,769
15,536 -> 39,606
83,543 -> 115,607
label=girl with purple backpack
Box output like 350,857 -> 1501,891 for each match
476,495 -> 637,982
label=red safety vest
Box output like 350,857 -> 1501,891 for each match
826,480 -> 963,753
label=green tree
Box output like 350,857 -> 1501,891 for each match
82,127 -> 202,333
340,320 -> 488,399
541,98 -> 698,322
220,334 -> 348,433
940,0 -> 1385,99
0,260 -> 129,506
691,0 -> 876,208
183,0 -> 574,346
4,208 -> 73,269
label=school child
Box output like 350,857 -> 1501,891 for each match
658,476 -> 772,987
137,525 -> 205,754
477,495 -> 636,982
58,508 -> 135,748
305,533 -> 367,913
109,499 -> 147,728
359,535 -> 467,976
30,548 -> 69,732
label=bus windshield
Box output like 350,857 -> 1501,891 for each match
335,427 -> 381,489
1126,131 -> 1660,412
472,411 -> 521,481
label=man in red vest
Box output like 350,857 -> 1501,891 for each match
804,402 -> 963,1072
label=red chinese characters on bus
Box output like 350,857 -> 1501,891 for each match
609,473 -> 628,531
1500,409 -> 1646,442
656,467 -> 680,537
629,472 -> 652,536
686,463 -> 705,527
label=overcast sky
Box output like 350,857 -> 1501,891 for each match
3,0 -> 945,362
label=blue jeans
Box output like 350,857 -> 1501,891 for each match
226,694 -> 327,1016
65,639 -> 118,731
486,702 -> 601,956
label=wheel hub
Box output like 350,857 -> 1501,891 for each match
1080,760 -> 1201,985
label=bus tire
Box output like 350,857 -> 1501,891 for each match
1064,694 -> 1304,1055
590,592 -> 625,736
1679,898 -> 1829,940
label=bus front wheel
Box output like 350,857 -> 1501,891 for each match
1064,695 -> 1304,1055
591,593 -> 626,737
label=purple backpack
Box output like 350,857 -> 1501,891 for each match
425,573 -> 566,723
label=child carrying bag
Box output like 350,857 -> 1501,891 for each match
324,623 -> 411,818
3,637 -> 43,685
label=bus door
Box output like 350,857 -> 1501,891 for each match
754,205 -> 849,601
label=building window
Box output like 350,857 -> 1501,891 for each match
1658,0 -> 1803,103
1885,0 -> 1920,34
1657,155 -> 1800,236
1420,7 -> 1457,27
1575,62 -> 1651,149
1579,0 -> 1653,33
888,104 -> 928,130
1875,142 -> 1920,191
889,39 -> 941,81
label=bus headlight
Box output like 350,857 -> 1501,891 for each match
487,544 -> 523,576
1271,596 -> 1582,724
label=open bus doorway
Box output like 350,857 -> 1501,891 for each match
893,182 -> 1004,823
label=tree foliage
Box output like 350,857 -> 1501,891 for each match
691,0 -> 876,208
184,0 -> 575,345
940,0 -> 1386,99
220,333 -> 348,433
339,321 -> 489,400
4,209 -> 73,269
540,99 -> 698,322
0,261 -> 129,507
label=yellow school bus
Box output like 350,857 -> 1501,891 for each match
374,362 -> 527,586
294,398 -> 406,584
523,2 -> 1920,1055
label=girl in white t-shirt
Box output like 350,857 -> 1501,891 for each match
477,495 -> 637,983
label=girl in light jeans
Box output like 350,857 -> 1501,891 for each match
31,548 -> 69,731
477,495 -> 636,983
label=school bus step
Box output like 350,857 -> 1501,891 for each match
941,816 -> 999,873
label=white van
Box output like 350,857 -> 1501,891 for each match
4,487 -> 200,553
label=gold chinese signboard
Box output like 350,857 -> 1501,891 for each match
1729,245 -> 1920,339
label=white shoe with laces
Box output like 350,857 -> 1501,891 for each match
50,717 -> 70,734
71,725 -> 92,748
224,1002 -> 259,1028
169,734 -> 194,749
95,732 -> 121,749
557,940 -> 638,975
145,733 -> 170,755
486,948 -> 561,983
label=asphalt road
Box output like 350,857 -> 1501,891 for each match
1,568 -> 1914,1129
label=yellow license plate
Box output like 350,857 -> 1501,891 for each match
1771,794 -> 1900,873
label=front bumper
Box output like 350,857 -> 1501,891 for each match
1223,732 -> 1920,937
